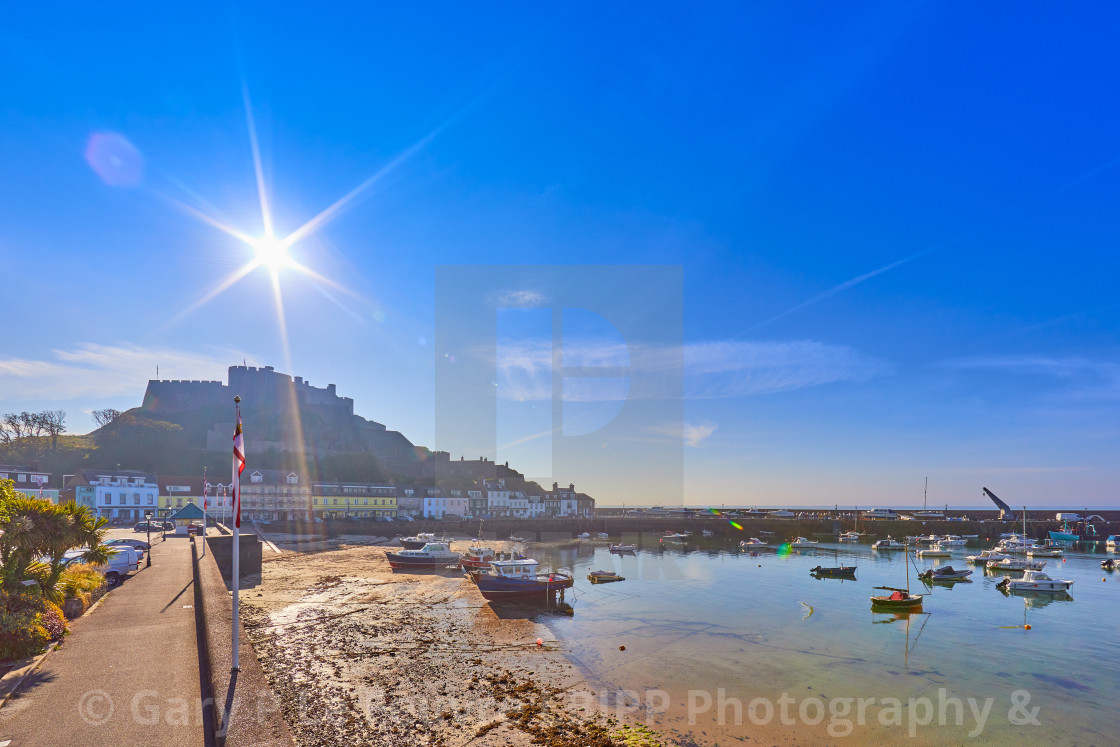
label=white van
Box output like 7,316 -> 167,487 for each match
62,546 -> 141,587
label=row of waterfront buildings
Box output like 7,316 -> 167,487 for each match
1,465 -> 595,522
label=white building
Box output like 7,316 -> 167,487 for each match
71,469 -> 159,522
423,491 -> 467,519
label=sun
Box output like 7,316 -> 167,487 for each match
252,235 -> 290,271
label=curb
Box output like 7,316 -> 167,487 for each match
0,642 -> 60,709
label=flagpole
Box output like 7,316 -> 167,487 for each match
202,466 -> 208,557
232,395 -> 244,672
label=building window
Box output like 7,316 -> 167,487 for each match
147,495 -> 154,505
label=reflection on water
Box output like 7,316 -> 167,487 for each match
520,537 -> 1116,744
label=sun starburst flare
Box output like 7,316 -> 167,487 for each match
162,85 -> 441,358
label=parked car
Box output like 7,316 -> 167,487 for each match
397,515 -> 414,522
105,538 -> 150,551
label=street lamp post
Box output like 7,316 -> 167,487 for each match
145,510 -> 153,567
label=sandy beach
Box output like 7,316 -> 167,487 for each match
241,533 -> 679,747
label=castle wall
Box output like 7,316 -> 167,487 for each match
142,380 -> 226,413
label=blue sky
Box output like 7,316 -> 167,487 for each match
2,2 -> 1119,507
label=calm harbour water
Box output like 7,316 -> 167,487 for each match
525,536 -> 1118,745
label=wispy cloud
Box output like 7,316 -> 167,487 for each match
491,339 -> 892,401
0,344 -> 249,401
649,422 -> 718,448
946,355 -> 1120,401
494,290 -> 547,307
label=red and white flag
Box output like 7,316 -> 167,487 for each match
232,409 -> 245,528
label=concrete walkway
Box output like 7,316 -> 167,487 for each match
0,533 -> 211,746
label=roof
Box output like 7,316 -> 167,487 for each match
169,503 -> 205,519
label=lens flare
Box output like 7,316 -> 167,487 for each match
729,521 -> 743,531
252,236 -> 290,270
85,132 -> 145,187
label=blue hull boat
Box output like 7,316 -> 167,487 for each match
469,559 -> 574,600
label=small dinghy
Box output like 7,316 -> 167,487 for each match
587,570 -> 625,584
810,565 -> 857,577
609,543 -> 638,553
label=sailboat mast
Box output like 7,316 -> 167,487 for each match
923,477 -> 928,510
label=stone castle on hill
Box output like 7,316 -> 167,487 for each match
140,364 -> 547,485
141,365 -> 420,474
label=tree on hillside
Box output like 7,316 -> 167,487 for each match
91,408 -> 122,429
41,410 -> 66,450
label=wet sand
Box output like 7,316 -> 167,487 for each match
241,534 -> 675,746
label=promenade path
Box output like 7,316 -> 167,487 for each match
0,531 -> 210,747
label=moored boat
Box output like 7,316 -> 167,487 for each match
460,546 -> 497,569
965,549 -> 1012,564
1048,521 -> 1079,542
872,537 -> 906,551
1027,541 -> 1064,558
987,557 -> 1046,572
469,559 -> 574,600
918,565 -> 972,581
386,542 -> 461,570
915,544 -> 952,558
872,542 -> 924,609
740,538 -> 770,549
789,537 -> 818,549
399,532 -> 437,550
609,543 -> 638,553
996,569 -> 1074,593
810,564 -> 856,577
588,570 -> 625,584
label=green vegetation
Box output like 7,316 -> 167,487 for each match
0,480 -> 112,660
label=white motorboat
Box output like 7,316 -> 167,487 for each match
577,532 -> 591,539
996,569 -> 1074,593
966,549 -> 1012,564
938,535 -> 967,547
661,531 -> 690,541
839,531 -> 863,542
1106,535 -> 1119,551
789,537 -> 818,549
861,508 -> 900,520
987,557 -> 1046,572
872,537 -> 906,550
1027,542 -> 1064,558
740,538 -> 770,549
915,544 -> 952,558
609,543 -> 638,553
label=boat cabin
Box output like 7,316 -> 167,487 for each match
488,559 -> 540,577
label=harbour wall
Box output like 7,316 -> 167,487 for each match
260,514 -> 1118,544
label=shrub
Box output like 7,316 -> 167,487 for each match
39,601 -> 68,642
0,608 -> 49,661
